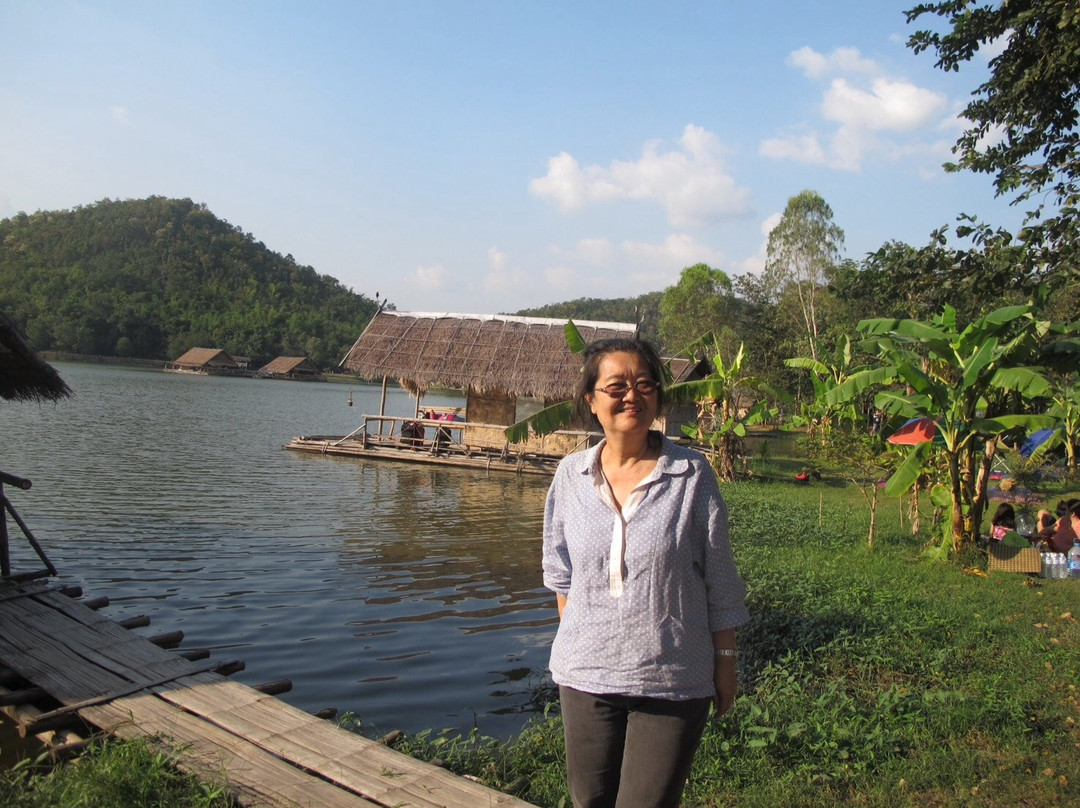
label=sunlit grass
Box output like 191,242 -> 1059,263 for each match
0,737 -> 234,808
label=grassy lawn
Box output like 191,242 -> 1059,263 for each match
4,473 -> 1078,807
393,476 -> 1080,808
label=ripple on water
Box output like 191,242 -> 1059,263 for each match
0,363 -> 557,738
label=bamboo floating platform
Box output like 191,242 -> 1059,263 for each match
0,578 -> 537,808
285,434 -> 562,475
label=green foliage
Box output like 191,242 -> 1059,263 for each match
514,292 -> 662,345
907,0 -> 1080,282
657,263 -> 735,353
0,738 -> 234,808
833,301 -> 1076,554
764,190 -> 846,362
667,335 -> 787,481
0,197 -> 379,369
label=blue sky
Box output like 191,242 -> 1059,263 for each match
1,1 -> 1022,315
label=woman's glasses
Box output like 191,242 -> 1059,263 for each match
593,380 -> 658,398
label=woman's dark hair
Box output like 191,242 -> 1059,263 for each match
991,502 -> 1015,529
574,338 -> 665,426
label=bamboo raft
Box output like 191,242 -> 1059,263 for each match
285,414 -> 598,476
0,578 -> 537,808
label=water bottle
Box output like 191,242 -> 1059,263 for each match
1069,540 -> 1080,578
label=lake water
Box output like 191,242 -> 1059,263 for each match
0,362 -> 558,740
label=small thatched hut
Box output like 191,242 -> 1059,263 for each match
258,356 -> 323,380
0,311 -> 72,403
340,311 -> 638,452
167,348 -> 241,374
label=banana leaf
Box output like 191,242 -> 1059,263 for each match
961,337 -> 1000,388
822,366 -> 897,405
884,442 -> 932,498
989,366 -> 1052,397
971,414 -> 1057,435
564,320 -> 587,355
503,399 -> 575,443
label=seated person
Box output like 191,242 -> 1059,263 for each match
1043,500 -> 1080,554
400,419 -> 425,448
989,503 -> 1016,541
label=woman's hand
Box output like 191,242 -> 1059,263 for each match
713,656 -> 737,717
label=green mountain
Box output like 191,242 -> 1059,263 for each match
513,292 -> 662,344
0,196 -> 379,370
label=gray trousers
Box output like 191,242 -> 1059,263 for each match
559,686 -> 711,808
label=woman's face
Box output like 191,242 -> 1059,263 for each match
586,351 -> 658,440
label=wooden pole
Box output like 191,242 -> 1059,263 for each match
379,375 -> 388,438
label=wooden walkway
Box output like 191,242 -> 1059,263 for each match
0,579 -> 537,808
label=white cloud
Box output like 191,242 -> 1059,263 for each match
530,124 -> 752,228
110,105 -> 130,124
763,46 -> 951,172
483,246 -> 527,295
620,232 -> 724,272
788,46 -> 878,79
737,213 -> 783,276
822,78 -> 946,132
759,133 -> 827,165
415,264 -> 447,289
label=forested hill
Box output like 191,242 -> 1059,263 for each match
0,197 -> 379,370
514,292 -> 663,343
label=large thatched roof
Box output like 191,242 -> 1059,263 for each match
171,348 -> 239,368
260,356 -> 320,375
0,311 -> 73,403
341,311 -> 638,399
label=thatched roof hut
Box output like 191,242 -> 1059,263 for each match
341,311 -> 637,399
0,311 -> 72,403
169,348 -> 240,371
259,356 -> 322,378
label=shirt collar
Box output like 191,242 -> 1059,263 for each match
578,431 -> 691,479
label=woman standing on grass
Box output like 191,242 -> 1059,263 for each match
542,337 -> 750,808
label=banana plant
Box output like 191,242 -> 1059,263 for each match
784,333 -> 894,442
827,302 -> 1070,556
664,334 -> 790,481
1045,377 -> 1080,473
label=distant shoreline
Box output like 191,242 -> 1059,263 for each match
40,351 -> 363,384
41,351 -> 166,369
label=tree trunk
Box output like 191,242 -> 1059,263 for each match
949,453 -> 967,553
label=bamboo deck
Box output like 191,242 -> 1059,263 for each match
0,579 -> 537,808
285,434 -> 565,476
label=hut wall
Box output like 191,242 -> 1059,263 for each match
465,391 -> 516,426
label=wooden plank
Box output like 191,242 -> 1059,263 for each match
0,615 -> 130,701
82,693 -> 383,808
0,589 -> 540,808
8,593 -> 195,683
151,675 -> 535,808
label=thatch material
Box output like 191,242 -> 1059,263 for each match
341,311 -> 637,399
0,311 -> 73,403
171,348 -> 239,369
259,356 -> 320,376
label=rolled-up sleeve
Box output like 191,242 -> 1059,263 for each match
542,464 -> 572,596
702,486 -> 749,632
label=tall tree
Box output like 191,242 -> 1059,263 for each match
657,263 -> 734,353
906,0 -> 1080,280
764,190 -> 845,362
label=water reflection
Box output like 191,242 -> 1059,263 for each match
0,363 -> 559,738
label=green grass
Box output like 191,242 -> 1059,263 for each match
368,478 -> 1080,808
0,737 -> 234,808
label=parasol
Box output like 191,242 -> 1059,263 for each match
886,416 -> 939,446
